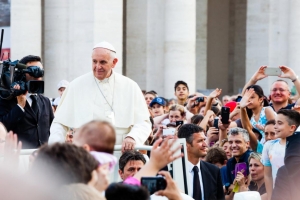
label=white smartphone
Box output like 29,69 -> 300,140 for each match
163,128 -> 176,136
264,68 -> 281,76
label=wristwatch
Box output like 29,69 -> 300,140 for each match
292,76 -> 299,82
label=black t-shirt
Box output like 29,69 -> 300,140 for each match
270,103 -> 295,112
249,181 -> 266,195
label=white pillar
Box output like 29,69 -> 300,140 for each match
126,0 -> 148,90
11,0 -> 41,60
196,0 -> 208,91
288,0 -> 300,81
94,0 -> 123,74
164,0 -> 196,98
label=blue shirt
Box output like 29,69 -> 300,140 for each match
226,149 -> 252,184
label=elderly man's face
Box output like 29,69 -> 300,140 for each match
270,81 -> 290,104
92,48 -> 118,80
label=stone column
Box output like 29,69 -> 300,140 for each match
196,0 -> 208,91
93,0 -> 123,74
43,0 -> 123,98
11,0 -> 41,60
164,0 -> 196,98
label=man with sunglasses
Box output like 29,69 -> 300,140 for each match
242,66 -> 300,112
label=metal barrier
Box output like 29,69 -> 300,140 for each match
19,140 -> 189,194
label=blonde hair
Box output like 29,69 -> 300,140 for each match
169,104 -> 186,117
248,152 -> 262,164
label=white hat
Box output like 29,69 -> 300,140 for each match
93,41 -> 116,53
57,80 -> 69,90
234,191 -> 261,200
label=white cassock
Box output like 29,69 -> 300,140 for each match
49,70 -> 151,145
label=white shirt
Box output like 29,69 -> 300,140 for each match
17,93 -> 36,111
187,160 -> 204,200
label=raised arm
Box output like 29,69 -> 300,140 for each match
204,88 -> 222,116
239,88 -> 258,151
279,66 -> 300,105
153,113 -> 169,128
199,110 -> 214,130
241,66 -> 268,95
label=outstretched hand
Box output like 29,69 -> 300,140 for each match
279,66 -> 298,80
4,131 -> 22,167
209,88 -> 222,98
239,88 -> 255,108
251,66 -> 268,82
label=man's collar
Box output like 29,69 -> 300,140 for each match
232,149 -> 251,163
99,70 -> 115,83
187,160 -> 201,173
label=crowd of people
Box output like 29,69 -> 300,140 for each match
0,41 -> 300,200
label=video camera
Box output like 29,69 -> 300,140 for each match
0,29 -> 44,100
0,59 -> 44,99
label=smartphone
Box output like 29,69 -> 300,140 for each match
176,120 -> 184,127
264,68 -> 281,76
194,97 -> 205,105
235,96 -> 242,102
235,162 -> 248,178
163,128 -> 176,136
213,118 -> 219,130
141,176 -> 167,195
221,107 -> 230,124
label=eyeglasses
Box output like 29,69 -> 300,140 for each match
271,88 -> 288,93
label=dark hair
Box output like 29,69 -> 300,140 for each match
265,119 -> 276,126
31,143 -> 99,185
246,85 -> 269,107
75,120 -> 116,154
191,115 -> 204,125
105,183 -> 150,200
211,106 -> 220,116
174,80 -> 189,91
19,55 -> 42,65
252,128 -> 262,141
277,109 -> 300,130
206,147 -> 227,165
119,150 -> 146,172
178,124 -> 204,144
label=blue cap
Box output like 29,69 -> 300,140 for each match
149,97 -> 166,107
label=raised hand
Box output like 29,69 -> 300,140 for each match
251,66 -> 268,82
292,105 -> 300,114
209,88 -> 222,98
239,88 -> 255,108
279,66 -> 298,80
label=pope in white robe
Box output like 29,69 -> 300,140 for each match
49,42 -> 151,151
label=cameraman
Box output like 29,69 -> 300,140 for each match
0,55 -> 54,149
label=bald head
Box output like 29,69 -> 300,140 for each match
73,120 -> 116,154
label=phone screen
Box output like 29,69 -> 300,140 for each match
141,177 -> 167,195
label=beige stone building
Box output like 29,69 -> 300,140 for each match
10,0 -> 300,98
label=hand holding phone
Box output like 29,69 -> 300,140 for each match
163,128 -> 176,136
264,67 -> 282,76
221,107 -> 230,124
141,176 -> 167,195
235,162 -> 248,178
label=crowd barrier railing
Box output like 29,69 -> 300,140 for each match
19,139 -> 189,194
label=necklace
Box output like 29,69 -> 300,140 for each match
93,75 -> 115,111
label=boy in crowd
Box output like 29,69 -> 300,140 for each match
174,81 -> 189,106
149,97 -> 167,118
262,109 -> 300,200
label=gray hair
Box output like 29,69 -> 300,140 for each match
228,127 -> 250,142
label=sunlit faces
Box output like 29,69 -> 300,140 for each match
270,81 -> 290,104
58,87 -> 66,97
187,132 -> 208,158
25,61 -> 43,81
92,48 -> 118,81
222,141 -> 232,159
274,114 -> 296,139
118,160 -> 145,180
151,104 -> 165,117
228,134 -> 249,158
145,94 -> 155,107
175,84 -> 189,101
249,158 -> 264,182
169,110 -> 184,123
246,92 -> 263,110
264,124 -> 276,142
